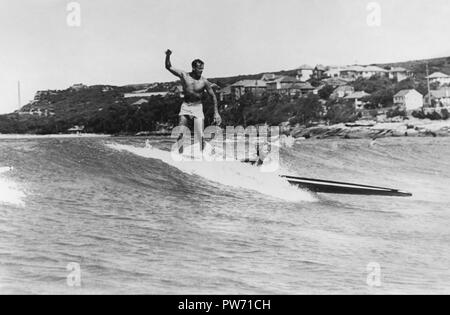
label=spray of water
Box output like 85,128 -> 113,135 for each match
0,167 -> 25,207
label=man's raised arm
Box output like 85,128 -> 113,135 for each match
165,49 -> 183,78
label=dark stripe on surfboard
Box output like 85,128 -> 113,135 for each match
281,175 -> 412,197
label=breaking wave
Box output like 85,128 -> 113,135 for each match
106,142 -> 315,202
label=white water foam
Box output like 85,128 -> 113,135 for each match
107,143 -> 315,202
0,167 -> 25,207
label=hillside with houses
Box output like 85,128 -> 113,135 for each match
1,56 -> 450,136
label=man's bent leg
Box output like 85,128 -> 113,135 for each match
193,117 -> 204,151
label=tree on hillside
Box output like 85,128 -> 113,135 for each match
416,82 -> 429,96
263,95 -> 297,125
325,100 -> 359,124
291,94 -> 323,126
366,88 -> 395,108
394,78 -> 416,93
234,92 -> 256,126
308,78 -> 322,87
318,85 -> 334,100
430,82 -> 440,90
386,107 -> 407,118
352,77 -> 392,93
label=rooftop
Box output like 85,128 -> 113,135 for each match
315,64 -> 327,71
389,67 -> 409,72
231,80 -> 267,87
394,89 -> 422,97
218,85 -> 232,94
132,98 -> 149,106
342,65 -> 388,72
364,65 -> 388,72
323,77 -> 351,86
298,64 -> 314,70
261,73 -> 278,81
280,76 -> 301,83
427,72 -> 450,79
345,91 -> 370,99
333,85 -> 354,92
290,82 -> 315,89
343,65 -> 367,72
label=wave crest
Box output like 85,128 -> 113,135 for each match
106,143 -> 315,203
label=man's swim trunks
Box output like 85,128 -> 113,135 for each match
179,101 -> 204,120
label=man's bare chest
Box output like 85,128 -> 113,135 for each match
183,74 -> 205,91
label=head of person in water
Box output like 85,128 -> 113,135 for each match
191,59 -> 204,78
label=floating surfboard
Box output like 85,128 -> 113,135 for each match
281,175 -> 412,197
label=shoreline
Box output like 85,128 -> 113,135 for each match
1,118 -> 450,140
290,118 -> 450,140
0,133 -> 112,139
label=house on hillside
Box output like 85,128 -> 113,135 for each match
27,108 -> 44,117
16,106 -> 48,116
263,75 -> 314,96
265,76 -> 308,95
330,85 -> 355,99
337,65 -> 388,80
426,72 -> 450,86
344,91 -> 370,109
339,65 -> 367,80
124,91 -> 168,98
230,79 -> 267,100
102,86 -> 114,92
279,76 -> 300,91
266,76 -> 286,93
393,89 -> 423,111
297,64 -> 314,81
322,77 -> 350,87
210,83 -> 220,91
168,84 -> 183,97
424,88 -> 450,110
34,91 -> 47,101
313,65 -> 328,80
218,85 -> 232,102
70,83 -> 88,91
325,66 -> 344,78
132,98 -> 148,106
261,73 -> 278,81
313,84 -> 326,95
34,90 -> 58,101
388,67 -> 413,82
289,82 -> 315,96
361,66 -> 388,79
68,125 -> 85,134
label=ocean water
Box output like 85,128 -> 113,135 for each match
0,136 -> 449,294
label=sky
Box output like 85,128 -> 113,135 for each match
1,0 -> 450,114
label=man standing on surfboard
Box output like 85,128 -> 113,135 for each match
165,49 -> 221,153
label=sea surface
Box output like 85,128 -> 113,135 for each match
0,136 -> 449,294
